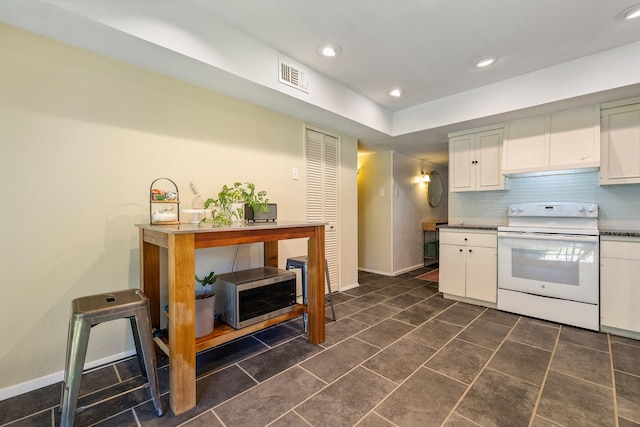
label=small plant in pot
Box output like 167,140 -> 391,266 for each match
195,271 -> 217,338
203,182 -> 268,226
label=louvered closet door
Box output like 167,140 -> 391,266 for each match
306,129 -> 339,293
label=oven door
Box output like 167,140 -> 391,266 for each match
498,231 -> 599,304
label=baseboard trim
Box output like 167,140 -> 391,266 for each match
358,267 -> 392,276
358,264 -> 424,277
0,350 -> 136,401
340,282 -> 359,292
395,264 -> 424,275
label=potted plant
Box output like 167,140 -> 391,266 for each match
195,271 -> 217,338
203,182 -> 268,226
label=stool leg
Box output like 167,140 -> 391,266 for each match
301,262 -> 308,334
324,259 -> 336,322
285,260 -> 300,303
133,308 -> 165,417
129,317 -> 148,381
60,317 -> 91,427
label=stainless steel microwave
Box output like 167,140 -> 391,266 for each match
214,266 -> 297,329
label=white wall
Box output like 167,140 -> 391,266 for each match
0,23 -> 357,397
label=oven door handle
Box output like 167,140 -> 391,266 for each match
497,232 -> 599,243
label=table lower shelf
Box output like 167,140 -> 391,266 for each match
154,304 -> 306,355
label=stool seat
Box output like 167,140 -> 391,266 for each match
60,289 -> 164,427
71,290 -> 152,323
285,256 -> 336,333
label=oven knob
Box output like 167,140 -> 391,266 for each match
578,205 -> 586,212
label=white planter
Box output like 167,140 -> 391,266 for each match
229,202 -> 245,225
195,291 -> 215,338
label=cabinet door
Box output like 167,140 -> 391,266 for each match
503,115 -> 547,172
449,134 -> 475,192
439,244 -> 466,297
475,129 -> 505,191
601,257 -> 640,332
465,246 -> 497,303
549,106 -> 599,168
601,104 -> 640,185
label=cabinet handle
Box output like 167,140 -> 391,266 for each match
469,249 -> 472,253
459,249 -> 463,252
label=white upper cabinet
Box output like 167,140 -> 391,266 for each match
501,115 -> 547,171
600,100 -> 640,185
449,126 -> 506,192
502,105 -> 600,175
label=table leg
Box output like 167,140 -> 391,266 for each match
264,241 -> 278,267
167,233 -> 196,415
139,230 -> 161,329
306,225 -> 325,344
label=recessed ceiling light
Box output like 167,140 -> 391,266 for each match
319,44 -> 341,57
387,88 -> 403,97
475,56 -> 497,68
618,4 -> 640,20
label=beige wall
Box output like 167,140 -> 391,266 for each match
358,151 -> 448,275
357,151 -> 393,274
0,23 -> 357,396
392,152 -> 448,274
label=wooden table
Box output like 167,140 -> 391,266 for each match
136,221 -> 326,415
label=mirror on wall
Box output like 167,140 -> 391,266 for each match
427,171 -> 443,207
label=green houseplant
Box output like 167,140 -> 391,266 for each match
203,182 -> 268,226
195,271 -> 217,338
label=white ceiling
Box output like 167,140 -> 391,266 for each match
3,0 -> 640,165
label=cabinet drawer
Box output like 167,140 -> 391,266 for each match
440,230 -> 496,247
601,240 -> 640,260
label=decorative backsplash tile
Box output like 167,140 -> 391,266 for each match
450,171 -> 640,230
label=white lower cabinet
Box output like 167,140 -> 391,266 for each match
600,237 -> 640,337
439,229 -> 497,306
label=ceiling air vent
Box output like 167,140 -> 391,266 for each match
279,59 -> 309,93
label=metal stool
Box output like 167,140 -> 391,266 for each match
60,289 -> 164,427
285,256 -> 336,333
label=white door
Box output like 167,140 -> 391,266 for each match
466,245 -> 497,303
439,244 -> 466,297
449,134 -> 475,192
306,128 -> 339,292
601,104 -> 640,184
475,129 -> 504,191
503,115 -> 547,171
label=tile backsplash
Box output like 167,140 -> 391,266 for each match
450,171 -> 640,230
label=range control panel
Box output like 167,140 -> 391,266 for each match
508,202 -> 598,218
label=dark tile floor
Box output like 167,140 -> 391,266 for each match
3,267 -> 640,426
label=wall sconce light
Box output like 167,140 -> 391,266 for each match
421,170 -> 431,183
